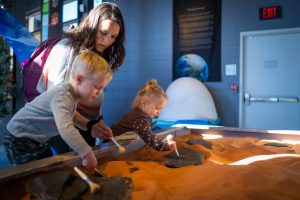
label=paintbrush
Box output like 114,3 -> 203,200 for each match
165,134 -> 180,157
174,147 -> 180,157
150,120 -> 158,127
110,136 -> 126,153
74,167 -> 101,194
94,168 -> 105,177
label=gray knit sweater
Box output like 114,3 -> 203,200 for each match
7,83 -> 92,158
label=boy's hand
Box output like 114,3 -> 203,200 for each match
82,151 -> 97,169
91,121 -> 113,139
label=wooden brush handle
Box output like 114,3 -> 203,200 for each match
110,137 -> 122,148
74,167 -> 92,183
74,167 -> 101,194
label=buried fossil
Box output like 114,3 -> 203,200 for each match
26,171 -> 133,200
163,147 -> 204,168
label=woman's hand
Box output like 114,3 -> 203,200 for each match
91,121 -> 113,140
82,151 -> 97,169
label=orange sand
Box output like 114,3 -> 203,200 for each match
1,133 -> 300,200
98,134 -> 300,200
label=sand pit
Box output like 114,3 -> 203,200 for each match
97,133 -> 300,200
1,133 -> 300,200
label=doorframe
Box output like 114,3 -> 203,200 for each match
239,27 -> 300,128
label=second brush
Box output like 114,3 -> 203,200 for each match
110,136 -> 126,153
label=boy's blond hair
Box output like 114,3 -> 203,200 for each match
71,50 -> 112,81
132,79 -> 168,109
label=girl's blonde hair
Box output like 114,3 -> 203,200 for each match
132,80 -> 168,109
71,50 -> 112,81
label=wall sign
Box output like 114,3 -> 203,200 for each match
173,0 -> 221,82
260,6 -> 282,20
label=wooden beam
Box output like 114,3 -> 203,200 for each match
0,127 -> 189,185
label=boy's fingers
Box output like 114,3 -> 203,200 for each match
92,122 -> 113,137
97,125 -> 112,137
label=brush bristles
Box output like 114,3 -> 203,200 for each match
90,182 -> 101,194
119,146 -> 126,153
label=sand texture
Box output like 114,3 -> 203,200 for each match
1,133 -> 300,200
98,133 -> 300,200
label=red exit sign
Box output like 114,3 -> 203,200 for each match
260,6 -> 282,20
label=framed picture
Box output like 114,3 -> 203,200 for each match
173,0 -> 221,82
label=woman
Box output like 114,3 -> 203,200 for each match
37,2 -> 126,153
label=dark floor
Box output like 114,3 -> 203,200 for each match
0,145 -> 10,169
0,116 -> 12,169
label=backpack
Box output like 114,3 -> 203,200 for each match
22,37 -> 62,102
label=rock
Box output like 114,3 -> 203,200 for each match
264,143 -> 289,148
26,171 -> 133,200
86,176 -> 132,200
26,171 -> 88,200
164,147 -> 204,168
129,167 -> 139,173
187,139 -> 213,149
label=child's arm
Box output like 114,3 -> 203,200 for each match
51,93 -> 94,162
132,117 -> 170,151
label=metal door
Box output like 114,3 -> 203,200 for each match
239,28 -> 300,130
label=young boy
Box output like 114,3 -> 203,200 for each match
111,80 -> 176,151
4,51 -> 112,169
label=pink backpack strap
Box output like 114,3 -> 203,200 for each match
22,37 -> 62,102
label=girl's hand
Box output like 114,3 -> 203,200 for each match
162,139 -> 177,151
82,151 -> 97,169
162,134 -> 177,151
167,140 -> 177,151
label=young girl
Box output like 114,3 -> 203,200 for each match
111,80 -> 175,151
4,51 -> 112,169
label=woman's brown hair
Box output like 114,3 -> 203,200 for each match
67,2 -> 125,71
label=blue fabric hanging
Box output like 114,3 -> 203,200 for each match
0,8 -> 39,66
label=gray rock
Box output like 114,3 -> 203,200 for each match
264,143 -> 289,148
26,171 -> 133,200
164,147 -> 204,168
187,139 -> 213,149
88,176 -> 132,200
26,171 -> 88,200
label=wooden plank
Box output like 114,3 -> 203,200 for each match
0,127 -> 190,185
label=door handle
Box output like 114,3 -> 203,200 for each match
244,93 -> 299,105
278,97 -> 299,103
